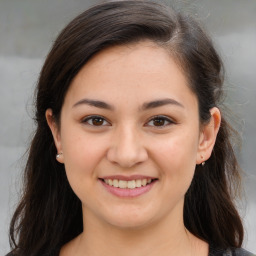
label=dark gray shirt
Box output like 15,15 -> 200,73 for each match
6,246 -> 255,256
209,246 -> 255,256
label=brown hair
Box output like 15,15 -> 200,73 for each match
9,1 -> 243,255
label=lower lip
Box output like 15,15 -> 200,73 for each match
99,180 -> 156,198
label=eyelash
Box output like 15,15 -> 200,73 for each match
82,115 -> 111,127
146,115 -> 175,128
81,115 -> 175,128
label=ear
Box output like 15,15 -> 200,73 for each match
196,107 -> 221,165
45,109 -> 64,164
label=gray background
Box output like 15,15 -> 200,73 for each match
0,0 -> 255,254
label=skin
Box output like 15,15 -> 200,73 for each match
46,41 -> 221,256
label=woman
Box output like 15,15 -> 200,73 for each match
7,1 -> 255,256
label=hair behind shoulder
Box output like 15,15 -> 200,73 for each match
9,1 -> 243,255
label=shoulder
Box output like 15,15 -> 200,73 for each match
209,246 -> 255,256
231,248 -> 255,256
5,249 -> 60,256
5,247 -> 60,256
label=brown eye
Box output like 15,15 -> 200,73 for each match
147,116 -> 174,128
82,116 -> 110,126
92,117 -> 104,126
153,118 -> 165,126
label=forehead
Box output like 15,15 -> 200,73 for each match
65,41 -> 197,109
83,41 -> 173,72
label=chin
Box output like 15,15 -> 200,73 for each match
103,209 -> 156,230
108,218 -> 152,230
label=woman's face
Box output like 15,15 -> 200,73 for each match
47,41 -> 219,229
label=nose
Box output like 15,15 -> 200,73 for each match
106,125 -> 148,168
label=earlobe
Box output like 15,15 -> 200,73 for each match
196,107 -> 221,165
45,109 -> 64,163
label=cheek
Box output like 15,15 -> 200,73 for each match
61,128 -> 107,185
151,131 -> 198,180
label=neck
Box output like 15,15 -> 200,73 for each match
61,206 -> 208,256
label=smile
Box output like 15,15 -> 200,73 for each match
103,178 -> 154,189
99,176 -> 158,197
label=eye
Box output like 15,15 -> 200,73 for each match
146,115 -> 175,128
82,115 -> 110,127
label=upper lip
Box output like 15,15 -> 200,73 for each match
99,175 -> 157,181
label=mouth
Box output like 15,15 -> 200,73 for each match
100,178 -> 157,189
99,177 -> 158,197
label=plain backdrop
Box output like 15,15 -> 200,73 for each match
0,0 -> 255,255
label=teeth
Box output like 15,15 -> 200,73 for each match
135,179 -> 141,188
142,179 -> 147,186
119,180 -> 127,188
103,178 -> 154,189
113,179 -> 119,187
127,180 -> 136,189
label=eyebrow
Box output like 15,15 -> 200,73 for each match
140,98 -> 184,111
72,98 -> 184,111
73,98 -> 114,110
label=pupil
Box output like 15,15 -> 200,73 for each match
93,118 -> 103,126
154,119 -> 164,126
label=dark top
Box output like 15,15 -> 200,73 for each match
209,246 -> 255,256
6,246 -> 255,256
